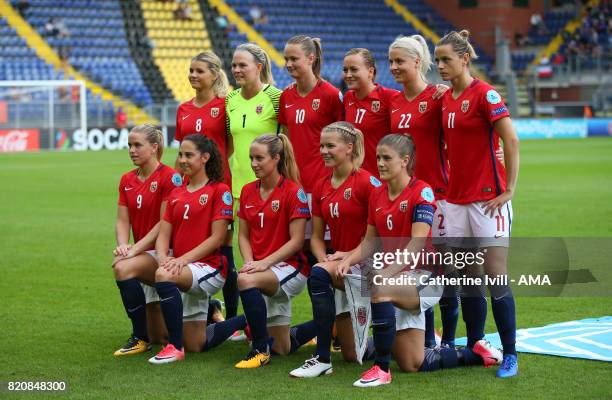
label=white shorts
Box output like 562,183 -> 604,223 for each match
305,193 -> 331,241
182,262 -> 225,322
335,263 -> 363,316
432,199 -> 448,246
446,200 -> 513,248
395,270 -> 443,331
264,262 -> 308,326
143,249 -> 174,304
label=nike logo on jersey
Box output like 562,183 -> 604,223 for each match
375,207 -> 382,212
124,187 -> 134,191
127,305 -> 144,313
285,104 -> 294,108
391,108 -> 400,113
348,102 -> 355,106
172,199 -> 179,204
494,233 -> 505,238
439,233 -> 446,236
160,296 -> 174,302
245,205 -> 255,209
182,114 -> 190,120
320,196 -> 326,200
442,106 -> 447,110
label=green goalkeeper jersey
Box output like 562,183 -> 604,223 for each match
226,84 -> 282,199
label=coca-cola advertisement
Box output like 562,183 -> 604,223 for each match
0,129 -> 40,152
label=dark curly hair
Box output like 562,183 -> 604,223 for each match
182,134 -> 224,183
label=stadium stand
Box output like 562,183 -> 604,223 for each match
119,0 -> 174,104
140,0 -> 213,102
1,0 -> 155,126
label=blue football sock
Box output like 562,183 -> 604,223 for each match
309,266 -> 335,362
424,307 -> 436,347
460,281 -> 486,348
221,246 -> 239,319
289,320 -> 317,354
458,347 -> 484,366
371,301 -> 396,372
490,285 -> 517,356
440,278 -> 459,346
240,287 -> 268,353
419,347 -> 459,371
203,315 -> 247,351
116,278 -> 148,342
155,281 -> 183,350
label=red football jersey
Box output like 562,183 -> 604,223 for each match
278,80 -> 344,193
175,97 -> 231,186
389,85 -> 449,200
441,79 -> 510,204
344,84 -> 398,176
367,178 -> 436,256
163,181 -> 234,275
311,169 -> 382,252
118,164 -> 181,246
238,177 -> 311,275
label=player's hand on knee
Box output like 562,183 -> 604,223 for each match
336,260 -> 350,279
326,251 -> 348,262
242,260 -> 269,274
113,244 -> 132,257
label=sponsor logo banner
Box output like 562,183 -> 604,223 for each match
0,129 -> 40,152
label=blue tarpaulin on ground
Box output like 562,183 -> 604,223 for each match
456,316 -> 612,362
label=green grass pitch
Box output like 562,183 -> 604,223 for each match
1,138 -> 611,399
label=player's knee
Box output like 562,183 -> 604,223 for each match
113,259 -> 132,280
237,272 -> 255,290
341,349 -> 357,363
184,337 -> 205,353
397,358 -> 421,373
154,267 -> 172,282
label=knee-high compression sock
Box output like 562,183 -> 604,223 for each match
221,246 -> 239,319
289,320 -> 317,354
155,281 -> 183,349
460,281 -> 486,348
490,284 -> 517,356
116,278 -> 148,342
309,266 -> 336,362
418,347 -> 460,371
424,307 -> 436,348
240,287 -> 268,353
457,347 -> 484,366
203,315 -> 247,351
371,302 -> 396,372
439,271 -> 459,346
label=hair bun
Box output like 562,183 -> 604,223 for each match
459,30 -> 470,40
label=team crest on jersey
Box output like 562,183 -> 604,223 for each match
399,200 -> 408,212
150,181 -> 158,192
255,104 -> 263,114
344,188 -> 352,200
357,306 -> 368,326
211,107 -> 219,118
461,100 -> 470,113
371,100 -> 380,113
199,194 -> 209,206
312,99 -> 320,110
271,200 -> 280,212
419,101 -> 428,113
